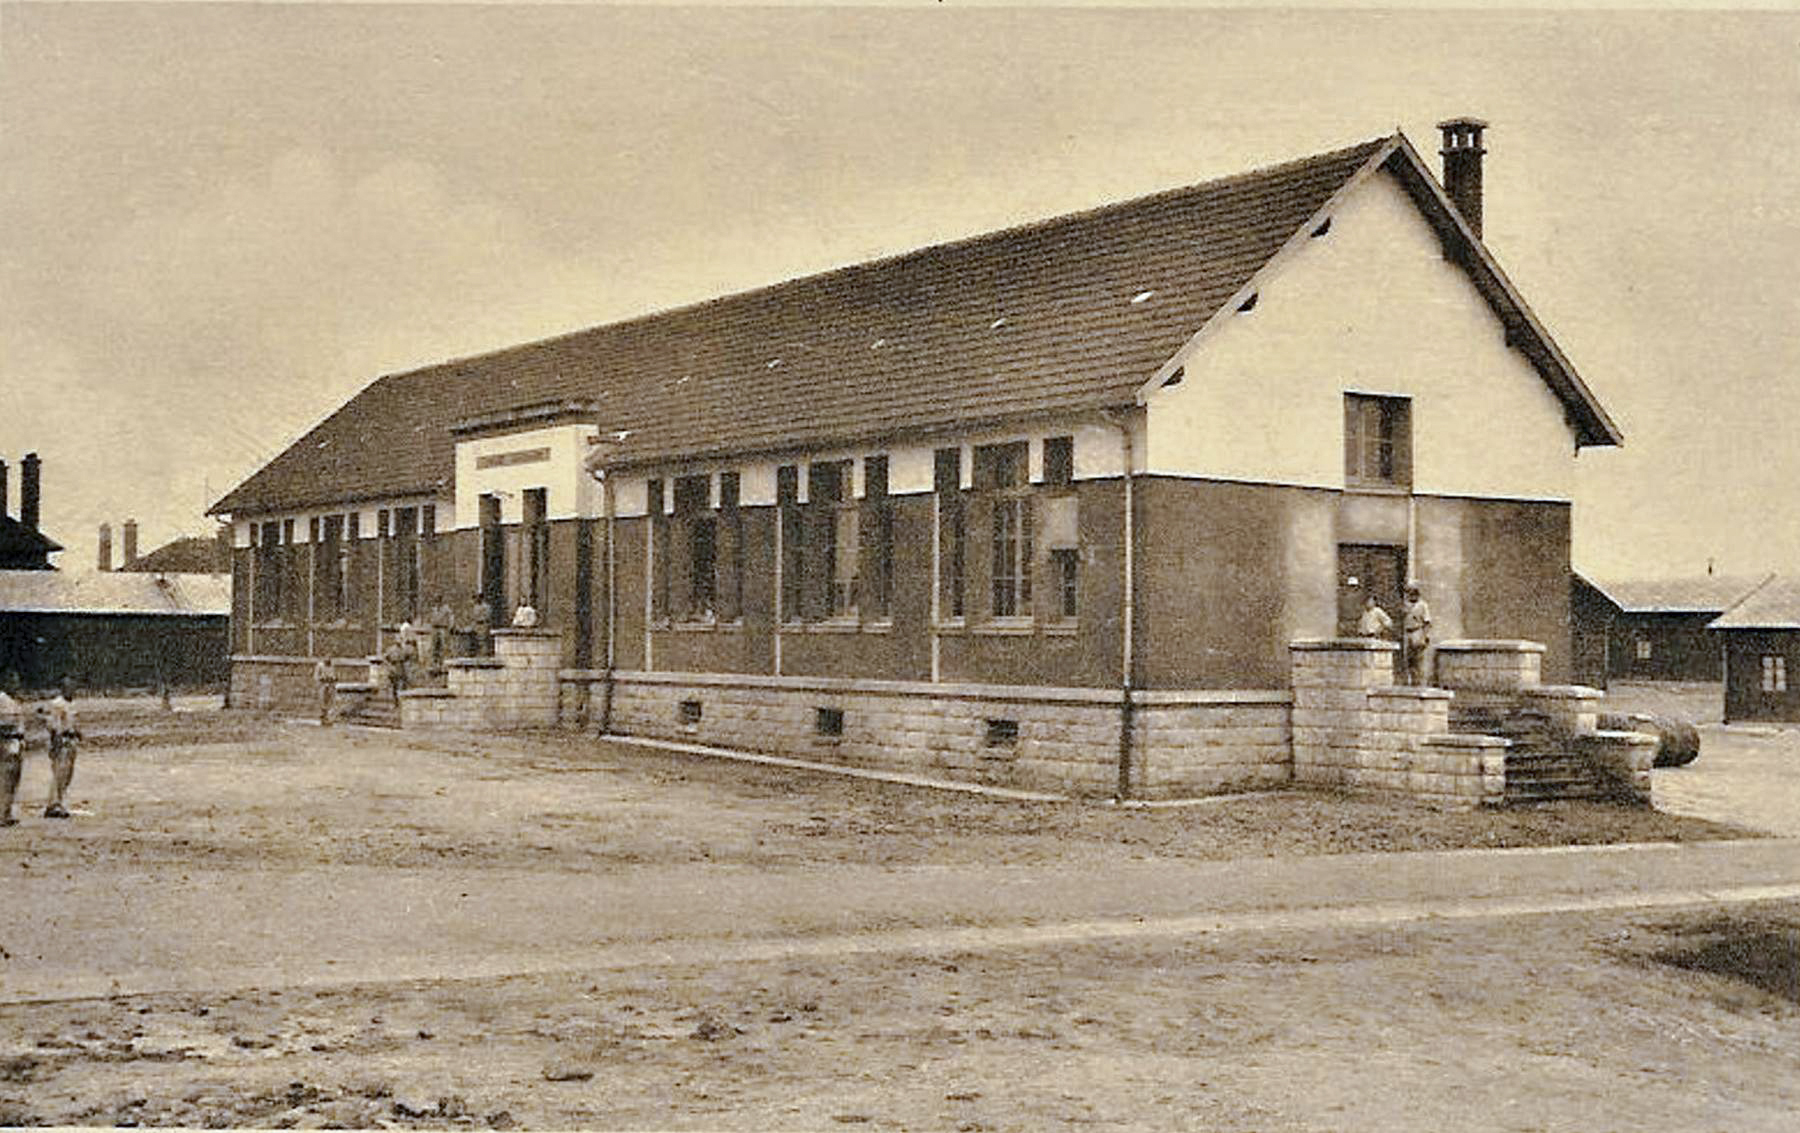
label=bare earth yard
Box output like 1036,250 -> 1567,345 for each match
0,706 -> 1796,1130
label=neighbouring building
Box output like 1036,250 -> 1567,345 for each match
211,120 -> 1628,801
1709,575 -> 1800,723
0,569 -> 231,692
0,454 -> 60,571
1572,573 -> 1772,686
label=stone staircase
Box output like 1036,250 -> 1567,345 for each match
1449,700 -> 1611,803
331,682 -> 401,729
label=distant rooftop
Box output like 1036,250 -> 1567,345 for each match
1581,573 -> 1773,615
0,569 -> 229,617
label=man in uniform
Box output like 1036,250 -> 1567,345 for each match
0,684 -> 22,826
42,685 -> 80,819
1403,582 -> 1433,686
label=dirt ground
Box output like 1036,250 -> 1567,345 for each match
0,711 -> 1790,1129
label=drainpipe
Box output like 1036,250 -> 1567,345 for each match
1100,409 -> 1137,801
584,435 -> 621,734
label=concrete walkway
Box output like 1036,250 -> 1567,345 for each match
5,837 -> 1798,1005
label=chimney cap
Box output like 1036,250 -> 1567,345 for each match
1436,116 -> 1489,130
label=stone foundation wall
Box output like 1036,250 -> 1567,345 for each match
568,670 -> 1290,800
229,655 -> 364,713
1433,639 -> 1545,693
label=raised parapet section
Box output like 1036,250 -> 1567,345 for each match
1433,639 -> 1545,694
1575,730 -> 1659,806
1289,638 -> 1502,807
401,628 -> 563,730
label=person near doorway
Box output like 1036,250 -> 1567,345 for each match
1403,583 -> 1433,686
1357,593 -> 1394,639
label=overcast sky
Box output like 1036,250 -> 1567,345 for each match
2,3 -> 1796,580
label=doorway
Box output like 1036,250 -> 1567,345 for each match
1338,544 -> 1406,639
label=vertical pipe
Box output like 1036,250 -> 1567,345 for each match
930,489 -> 941,683
1103,411 -> 1137,801
601,473 -> 617,734
773,486 -> 784,677
306,522 -> 316,658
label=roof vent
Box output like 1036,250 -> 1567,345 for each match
1438,117 -> 1488,238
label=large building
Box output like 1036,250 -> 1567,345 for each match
212,121 -> 1622,797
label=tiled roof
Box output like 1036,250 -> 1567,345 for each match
1583,573 -> 1774,615
0,570 -> 230,616
1709,575 -> 1800,630
211,131 -> 1616,517
122,536 -> 230,575
0,515 -> 62,559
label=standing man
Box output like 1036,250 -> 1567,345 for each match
1403,582 -> 1433,686
0,683 -> 22,827
314,656 -> 337,726
42,684 -> 80,819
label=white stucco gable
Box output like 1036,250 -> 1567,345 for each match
1143,164 -> 1579,502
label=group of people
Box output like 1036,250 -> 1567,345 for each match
1357,583 -> 1433,685
0,681 -> 83,825
311,594 -> 541,723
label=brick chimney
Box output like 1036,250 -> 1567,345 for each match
123,518 -> 139,566
20,452 -> 41,532
98,523 -> 113,572
1437,117 -> 1488,238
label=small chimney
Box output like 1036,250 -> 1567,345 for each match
98,522 -> 113,572
0,459 -> 8,520
123,518 -> 139,566
1437,117 -> 1488,238
20,452 -> 41,532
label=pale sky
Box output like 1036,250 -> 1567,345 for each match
2,3 -> 1797,580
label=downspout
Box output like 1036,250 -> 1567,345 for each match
584,436 -> 620,734
1101,409 -> 1136,801
601,472 -> 617,734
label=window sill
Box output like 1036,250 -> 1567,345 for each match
933,618 -> 967,636
673,618 -> 718,632
1343,481 -> 1411,496
973,618 -> 1036,637
861,620 -> 893,635
810,618 -> 862,635
1043,621 -> 1079,637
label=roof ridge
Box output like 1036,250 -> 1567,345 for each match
363,135 -> 1395,385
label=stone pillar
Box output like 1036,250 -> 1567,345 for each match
1290,638 -> 1397,787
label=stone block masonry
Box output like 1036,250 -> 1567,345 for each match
1290,638 -> 1509,809
399,628 -> 563,731
571,669 -> 1291,800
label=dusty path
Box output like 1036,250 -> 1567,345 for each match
2,719 -> 1795,1129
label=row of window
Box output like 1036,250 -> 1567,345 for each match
250,505 -> 433,626
649,437 -> 1081,627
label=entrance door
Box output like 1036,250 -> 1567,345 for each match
1338,544 -> 1406,638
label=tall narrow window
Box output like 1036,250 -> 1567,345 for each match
862,455 -> 892,620
1041,436 -> 1079,621
778,466 -> 803,623
718,472 -> 743,622
282,518 -> 300,622
1763,655 -> 1787,693
345,512 -> 360,622
647,479 -> 669,623
255,520 -> 284,622
977,442 -> 1031,618
479,494 -> 504,627
811,461 -> 856,619
521,490 -> 547,618
674,475 -> 715,621
1344,393 -> 1412,488
394,506 -> 421,621
318,514 -> 345,621
935,448 -> 965,620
